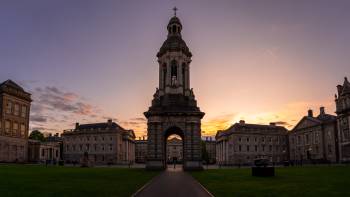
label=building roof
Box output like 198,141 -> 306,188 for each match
0,79 -> 25,91
0,79 -> 31,101
291,113 -> 336,132
76,122 -> 124,130
216,122 -> 288,139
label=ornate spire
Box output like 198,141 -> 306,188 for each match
173,7 -> 178,16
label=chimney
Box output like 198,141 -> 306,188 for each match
139,137 -> 141,140
320,107 -> 325,115
206,137 -> 208,141
308,109 -> 313,117
239,120 -> 245,124
55,133 -> 59,137
143,136 -> 145,140
210,137 -> 212,141
75,122 -> 79,129
270,122 -> 276,126
107,119 -> 112,126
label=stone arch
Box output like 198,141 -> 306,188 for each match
163,126 -> 185,167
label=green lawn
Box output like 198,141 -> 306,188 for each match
191,166 -> 350,197
0,165 -> 158,197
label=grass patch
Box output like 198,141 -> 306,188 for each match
0,164 -> 158,197
191,166 -> 350,197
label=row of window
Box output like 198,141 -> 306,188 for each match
5,101 -> 27,118
237,136 -> 286,144
0,120 -> 26,137
292,131 -> 320,145
65,136 -> 115,142
232,144 -> 287,153
66,144 -> 115,152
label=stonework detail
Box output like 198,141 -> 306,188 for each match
144,14 -> 204,170
0,80 -> 31,163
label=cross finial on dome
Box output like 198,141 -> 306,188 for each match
173,7 -> 178,16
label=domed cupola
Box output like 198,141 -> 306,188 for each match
157,9 -> 192,58
167,16 -> 182,36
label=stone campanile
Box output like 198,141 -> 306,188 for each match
144,10 -> 204,170
335,77 -> 350,163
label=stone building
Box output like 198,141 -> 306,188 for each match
62,120 -> 135,165
0,80 -> 31,162
28,139 -> 61,163
166,137 -> 183,163
203,137 -> 216,164
135,137 -> 147,163
289,108 -> 338,164
216,121 -> 288,166
335,77 -> 350,163
144,11 -> 204,170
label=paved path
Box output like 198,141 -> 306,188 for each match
134,166 -> 212,197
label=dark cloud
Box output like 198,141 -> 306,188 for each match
30,115 -> 47,123
130,117 -> 146,121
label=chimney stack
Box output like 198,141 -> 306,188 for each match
206,137 -> 208,141
143,136 -> 145,140
239,120 -> 245,124
270,122 -> 276,126
107,119 -> 112,126
75,122 -> 79,129
308,109 -> 313,117
320,107 -> 325,115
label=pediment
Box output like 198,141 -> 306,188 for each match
293,117 -> 321,131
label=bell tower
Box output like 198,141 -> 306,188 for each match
144,9 -> 204,171
157,10 -> 192,96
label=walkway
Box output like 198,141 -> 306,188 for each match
134,165 -> 212,197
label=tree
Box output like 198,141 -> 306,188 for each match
201,141 -> 210,164
29,130 -> 45,142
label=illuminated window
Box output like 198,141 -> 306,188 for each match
5,120 -> 11,134
20,124 -> 25,137
6,101 -> 12,114
21,106 -> 27,118
14,104 -> 20,116
13,122 -> 19,136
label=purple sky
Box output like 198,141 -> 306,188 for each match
1,0 -> 350,137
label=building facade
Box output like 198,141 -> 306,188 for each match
204,137 -> 216,164
166,137 -> 183,163
28,140 -> 61,163
216,121 -> 288,166
289,108 -> 338,164
336,77 -> 350,163
135,138 -> 147,163
62,120 -> 135,165
144,12 -> 204,170
0,80 -> 31,163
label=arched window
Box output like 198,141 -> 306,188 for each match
171,60 -> 178,78
172,25 -> 177,34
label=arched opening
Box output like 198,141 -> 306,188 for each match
171,60 -> 178,86
164,127 -> 184,169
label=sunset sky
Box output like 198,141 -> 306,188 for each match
1,0 -> 349,138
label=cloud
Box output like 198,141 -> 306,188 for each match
30,115 -> 47,123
